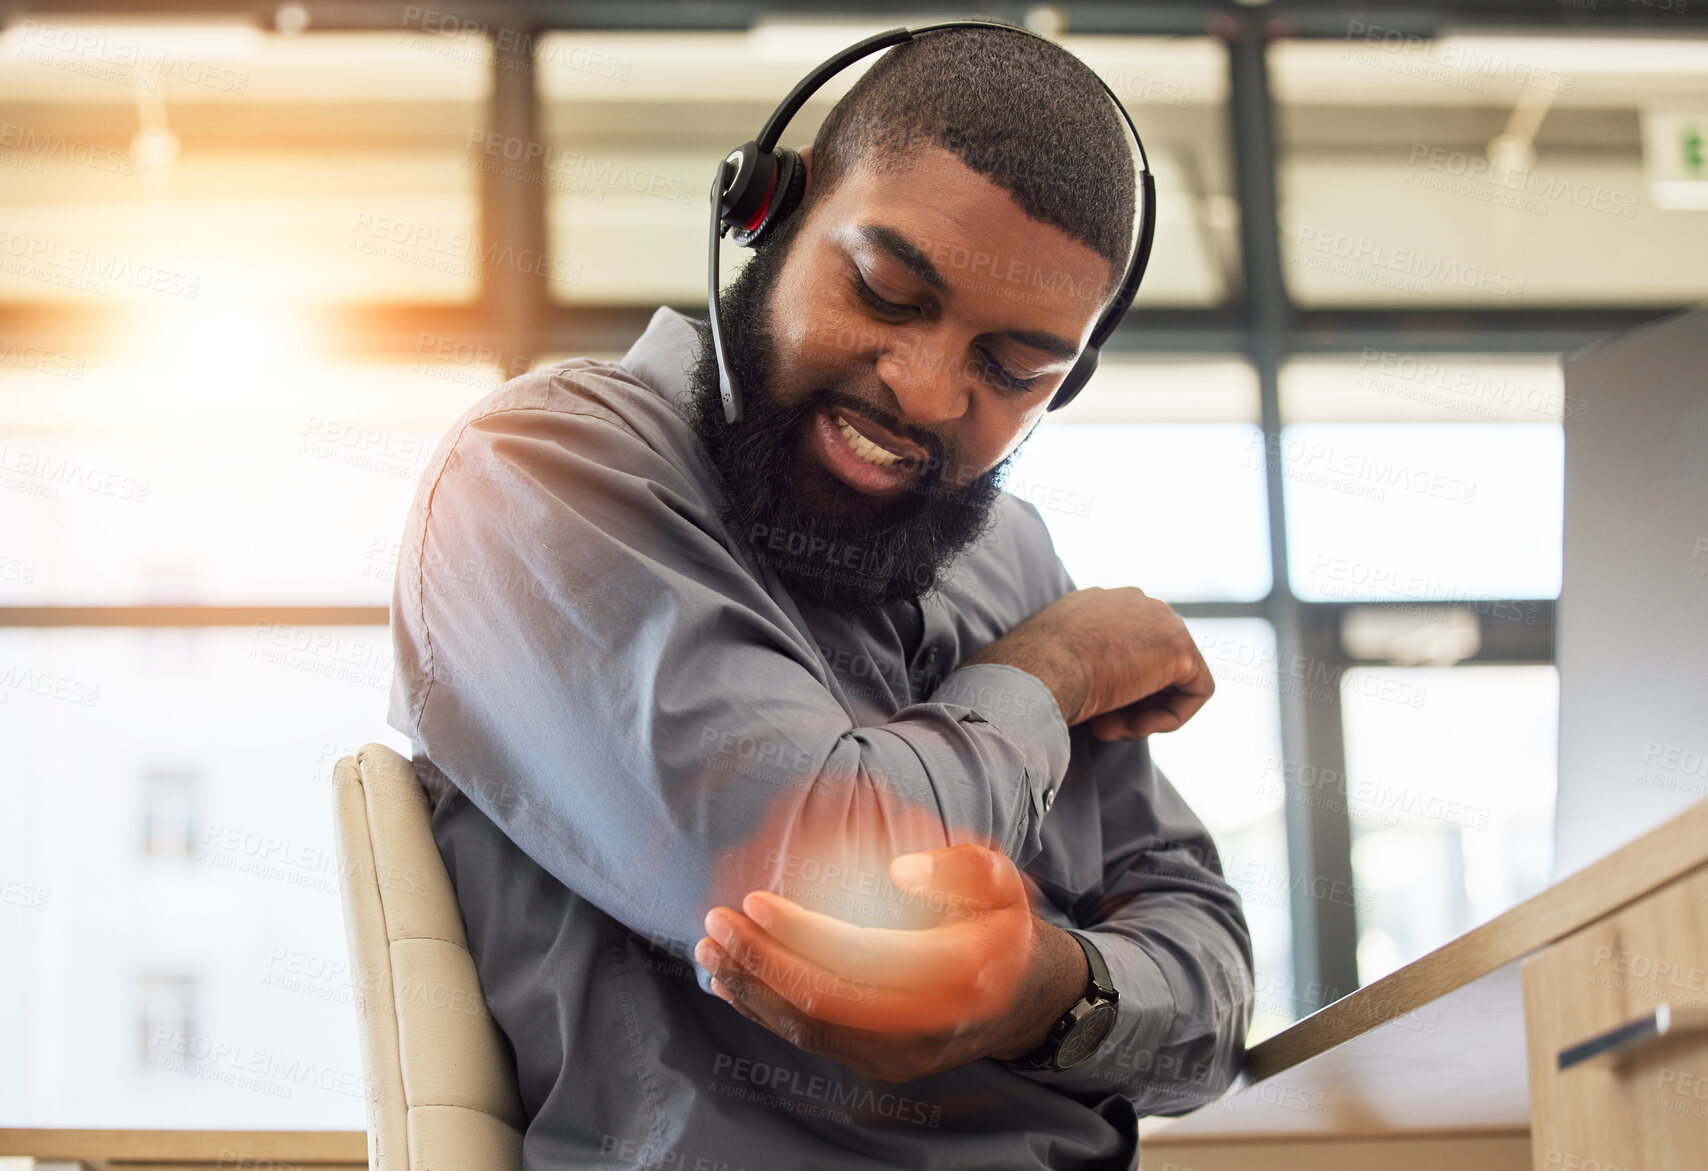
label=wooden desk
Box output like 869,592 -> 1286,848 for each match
0,1128 -> 365,1169
1146,795 -> 1708,1170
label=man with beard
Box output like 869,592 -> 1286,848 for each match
388,22 -> 1253,1170
682,173 -> 1011,612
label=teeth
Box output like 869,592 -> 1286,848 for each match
834,412 -> 903,467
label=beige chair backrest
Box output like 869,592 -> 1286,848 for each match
332,742 -> 526,1170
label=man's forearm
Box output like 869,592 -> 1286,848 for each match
960,586 -> 1216,742
985,918 -> 1090,1062
963,628 -> 1088,727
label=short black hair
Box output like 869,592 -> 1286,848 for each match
806,20 -> 1139,284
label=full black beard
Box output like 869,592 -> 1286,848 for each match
684,220 -> 1012,612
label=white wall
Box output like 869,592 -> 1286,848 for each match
1555,303 -> 1708,876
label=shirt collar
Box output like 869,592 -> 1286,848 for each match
620,306 -> 703,414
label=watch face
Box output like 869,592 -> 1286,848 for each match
1056,1002 -> 1118,1069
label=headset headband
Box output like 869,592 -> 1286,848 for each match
708,19 -> 1156,424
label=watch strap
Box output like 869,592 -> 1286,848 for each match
1006,929 -> 1118,1071
1067,930 -> 1117,1002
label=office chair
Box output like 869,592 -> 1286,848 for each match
331,742 -> 526,1170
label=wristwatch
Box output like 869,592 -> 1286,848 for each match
1006,930 -> 1119,1072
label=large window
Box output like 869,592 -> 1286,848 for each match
1343,663 -> 1559,981
1280,355 -> 1567,602
1008,357 -> 1269,601
0,24 -> 491,304
1270,33 -> 1708,305
0,356 -> 471,606
5,8 -> 1704,1127
0,625 -> 399,1125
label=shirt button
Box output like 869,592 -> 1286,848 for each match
1043,786 -> 1057,811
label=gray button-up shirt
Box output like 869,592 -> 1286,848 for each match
388,306 -> 1254,1170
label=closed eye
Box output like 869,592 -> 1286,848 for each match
851,268 -> 1044,395
850,267 -> 916,317
975,346 -> 1044,395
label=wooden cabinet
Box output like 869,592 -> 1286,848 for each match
1147,798 -> 1708,1169
1523,865 -> 1708,1171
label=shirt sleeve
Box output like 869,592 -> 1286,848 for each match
387,381 -> 1073,994
1013,742 -> 1256,1115
999,507 -> 1255,1114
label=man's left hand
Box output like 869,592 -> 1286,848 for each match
694,843 -> 1088,1083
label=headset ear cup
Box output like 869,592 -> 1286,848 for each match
769,148 -> 808,233
1049,347 -> 1100,411
717,140 -> 768,234
738,148 -> 806,249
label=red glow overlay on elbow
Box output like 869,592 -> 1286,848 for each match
698,767 -> 1047,1050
